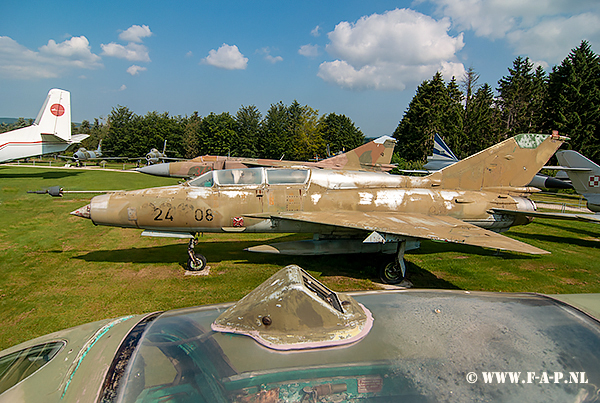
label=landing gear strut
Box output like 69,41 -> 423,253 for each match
187,235 -> 207,271
378,241 -> 407,285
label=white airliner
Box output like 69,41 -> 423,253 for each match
0,89 -> 89,163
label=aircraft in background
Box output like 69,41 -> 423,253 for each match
404,133 -> 572,190
141,139 -> 186,165
0,89 -> 88,163
70,133 -> 565,284
59,139 -> 124,166
422,133 -> 459,171
555,150 -> 600,212
136,136 -> 397,178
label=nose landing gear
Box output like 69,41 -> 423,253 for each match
187,235 -> 207,271
378,241 -> 407,285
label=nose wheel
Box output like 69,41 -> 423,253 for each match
187,236 -> 207,271
378,241 -> 407,285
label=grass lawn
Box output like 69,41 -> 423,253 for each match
1,163 -> 600,350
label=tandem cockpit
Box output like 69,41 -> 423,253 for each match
187,167 -> 311,188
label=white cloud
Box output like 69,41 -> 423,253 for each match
202,44 -> 248,70
507,13 -> 600,62
186,51 -> 193,58
101,42 -> 150,62
265,54 -> 283,63
318,8 -> 465,90
258,47 -> 283,63
299,44 -> 319,58
0,35 -> 102,79
119,25 -> 152,43
127,64 -> 147,75
119,84 -> 127,91
311,25 -> 321,37
430,0 -> 600,63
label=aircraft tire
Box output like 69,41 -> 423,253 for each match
187,253 -> 207,271
378,260 -> 404,285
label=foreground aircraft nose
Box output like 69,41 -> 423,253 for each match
71,204 -> 91,219
136,163 -> 171,177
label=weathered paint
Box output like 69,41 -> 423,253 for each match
211,265 -> 373,350
137,136 -> 397,179
75,134 -> 565,255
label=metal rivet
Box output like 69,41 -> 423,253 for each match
262,316 -> 272,326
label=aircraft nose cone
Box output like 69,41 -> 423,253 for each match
137,163 -> 171,177
71,204 -> 91,219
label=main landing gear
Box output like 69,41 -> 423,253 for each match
378,241 -> 407,285
187,235 -> 207,271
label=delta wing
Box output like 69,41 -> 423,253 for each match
245,210 -> 549,254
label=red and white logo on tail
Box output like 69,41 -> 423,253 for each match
50,103 -> 65,117
589,175 -> 600,187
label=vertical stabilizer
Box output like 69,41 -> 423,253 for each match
556,150 -> 600,211
35,89 -> 71,141
423,134 -> 459,170
429,133 -> 566,190
317,135 -> 396,171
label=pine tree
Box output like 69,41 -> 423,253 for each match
545,40 -> 600,162
183,112 -> 201,159
318,113 -> 365,155
235,105 -> 261,157
497,57 -> 547,136
393,72 -> 464,161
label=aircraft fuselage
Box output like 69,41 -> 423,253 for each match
86,168 -> 533,235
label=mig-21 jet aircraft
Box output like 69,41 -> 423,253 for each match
68,133 -> 566,283
136,136 -> 397,178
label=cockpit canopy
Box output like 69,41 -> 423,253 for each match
188,168 -> 310,187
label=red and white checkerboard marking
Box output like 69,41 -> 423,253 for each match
589,175 -> 600,187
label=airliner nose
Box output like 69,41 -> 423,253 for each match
136,163 -> 171,177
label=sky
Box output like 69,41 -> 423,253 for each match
1,0 -> 600,137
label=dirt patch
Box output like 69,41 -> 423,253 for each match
497,272 -> 526,281
560,278 -> 586,286
118,265 -> 181,280
9,308 -> 35,326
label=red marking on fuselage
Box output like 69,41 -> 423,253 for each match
0,140 -> 63,151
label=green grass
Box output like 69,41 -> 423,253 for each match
1,165 -> 600,350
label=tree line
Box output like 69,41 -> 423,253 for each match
394,41 -> 600,163
2,41 -> 599,164
76,101 -> 365,162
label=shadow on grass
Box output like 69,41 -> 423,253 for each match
0,168 -> 83,180
510,231 -> 600,249
72,234 -> 460,289
530,220 -> 600,240
72,244 -> 186,264
414,239 -> 544,261
408,262 -> 462,290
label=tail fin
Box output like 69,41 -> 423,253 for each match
556,150 -> 600,197
317,135 -> 396,171
432,133 -> 458,161
429,133 -> 566,190
423,133 -> 459,170
97,139 -> 103,153
162,139 -> 167,155
35,89 -> 71,142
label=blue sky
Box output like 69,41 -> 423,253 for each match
1,0 -> 599,137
